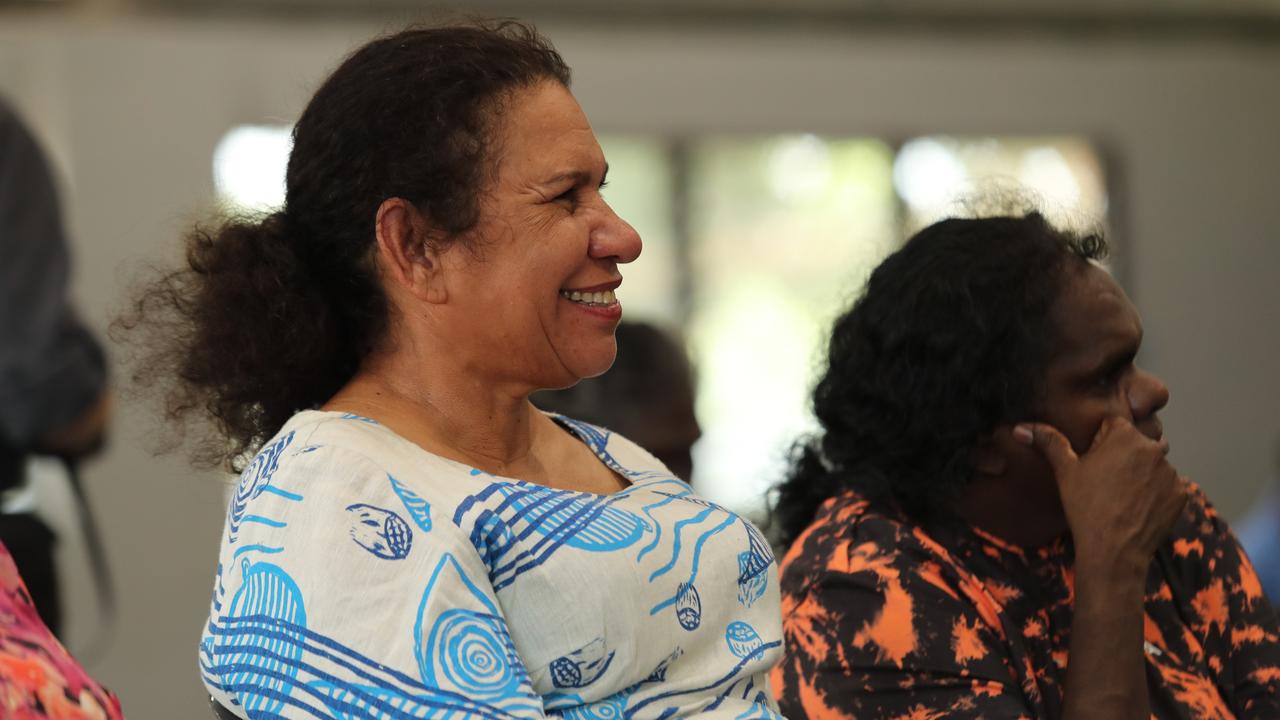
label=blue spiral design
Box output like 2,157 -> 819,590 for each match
227,431 -> 295,542
426,609 -> 523,700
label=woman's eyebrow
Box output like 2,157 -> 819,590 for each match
544,162 -> 609,188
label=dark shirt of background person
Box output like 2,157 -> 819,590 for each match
0,97 -> 111,637
532,320 -> 701,481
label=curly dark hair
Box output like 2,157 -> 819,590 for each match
115,20 -> 571,471
772,211 -> 1108,547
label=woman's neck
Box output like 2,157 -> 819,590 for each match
323,352 -> 548,477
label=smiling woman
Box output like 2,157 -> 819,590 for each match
117,20 -> 783,720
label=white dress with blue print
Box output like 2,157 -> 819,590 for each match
199,410 -> 784,719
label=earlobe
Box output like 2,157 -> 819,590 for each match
374,198 -> 448,304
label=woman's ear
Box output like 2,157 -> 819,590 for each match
374,197 -> 448,304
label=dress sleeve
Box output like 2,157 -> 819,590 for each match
0,100 -> 106,447
773,517 -> 1035,720
201,438 -> 547,719
1178,486 -> 1280,719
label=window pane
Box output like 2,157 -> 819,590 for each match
213,124 -> 292,212
894,136 -> 1108,234
686,135 -> 898,518
597,135 -> 679,326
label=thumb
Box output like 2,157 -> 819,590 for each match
1013,422 -> 1078,476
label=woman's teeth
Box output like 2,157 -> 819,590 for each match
560,289 -> 617,306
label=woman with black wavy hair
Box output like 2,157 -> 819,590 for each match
770,212 -> 1280,719
122,20 -> 782,719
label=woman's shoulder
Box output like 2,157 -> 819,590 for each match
778,488 -> 947,591
229,410 -> 480,544
258,410 -> 469,486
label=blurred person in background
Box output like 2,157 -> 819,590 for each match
532,320 -> 701,481
0,97 -> 122,718
122,21 -> 782,719
1236,442 -> 1280,602
771,212 -> 1279,719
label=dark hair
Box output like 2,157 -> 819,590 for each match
771,211 -> 1108,547
116,20 -> 571,470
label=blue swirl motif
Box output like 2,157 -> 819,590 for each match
736,521 -> 773,608
415,554 -> 541,715
455,482 -> 647,591
217,559 -> 307,716
227,431 -> 296,543
346,503 -> 413,560
388,474 -> 432,532
550,638 -> 615,689
724,621 -> 764,659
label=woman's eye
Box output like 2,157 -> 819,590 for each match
1096,364 -> 1129,389
554,188 -> 578,208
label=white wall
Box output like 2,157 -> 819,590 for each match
1,15 -> 1277,717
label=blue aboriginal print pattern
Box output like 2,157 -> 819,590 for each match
554,689 -> 631,719
550,638 -> 615,689
674,583 -> 702,631
724,622 -> 764,659
204,558 -> 519,719
736,522 -> 773,608
214,559 -> 308,716
647,497 -> 740,631
414,553 -> 542,717
227,431 -> 297,543
389,474 -> 432,532
347,503 -> 413,560
455,481 -> 648,591
202,412 -> 785,719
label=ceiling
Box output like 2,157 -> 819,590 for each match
6,0 -> 1280,38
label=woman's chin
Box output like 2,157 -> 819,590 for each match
559,345 -> 618,384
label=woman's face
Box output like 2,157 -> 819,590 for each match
439,81 -> 642,391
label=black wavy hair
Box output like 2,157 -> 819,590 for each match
772,211 -> 1108,547
116,20 -> 571,470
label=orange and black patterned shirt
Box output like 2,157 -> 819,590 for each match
772,483 -> 1280,720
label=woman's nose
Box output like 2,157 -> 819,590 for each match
589,201 -> 642,264
1128,367 -> 1170,420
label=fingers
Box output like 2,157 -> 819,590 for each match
1013,422 -> 1078,475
